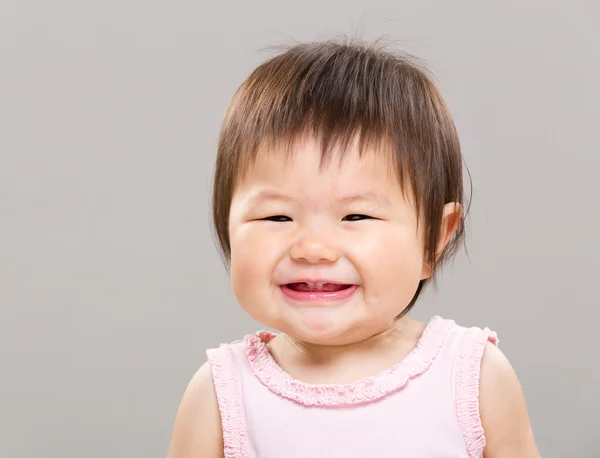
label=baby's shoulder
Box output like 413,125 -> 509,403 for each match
435,315 -> 499,348
477,339 -> 539,455
167,361 -> 223,457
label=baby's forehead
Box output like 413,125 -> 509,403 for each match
233,146 -> 414,210
243,136 -> 400,180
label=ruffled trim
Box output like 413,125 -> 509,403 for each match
245,316 -> 455,406
455,326 -> 499,458
206,345 -> 250,458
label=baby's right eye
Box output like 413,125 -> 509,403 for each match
262,215 -> 292,222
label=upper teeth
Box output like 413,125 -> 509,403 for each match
306,282 -> 327,286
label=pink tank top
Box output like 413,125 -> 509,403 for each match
207,316 -> 498,458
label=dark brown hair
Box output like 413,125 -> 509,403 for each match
212,35 -> 468,313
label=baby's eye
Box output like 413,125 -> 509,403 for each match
262,215 -> 292,222
343,214 -> 373,221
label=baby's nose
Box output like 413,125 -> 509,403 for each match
289,238 -> 339,264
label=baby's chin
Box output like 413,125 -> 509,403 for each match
241,294 -> 400,346
275,309 -> 389,347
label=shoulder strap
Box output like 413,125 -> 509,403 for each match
206,344 -> 250,458
454,326 -> 499,458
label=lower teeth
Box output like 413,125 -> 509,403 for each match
289,283 -> 350,292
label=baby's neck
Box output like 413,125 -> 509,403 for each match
267,317 -> 426,385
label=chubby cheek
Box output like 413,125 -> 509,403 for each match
352,226 -> 424,312
230,225 -> 279,314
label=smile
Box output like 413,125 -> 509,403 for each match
280,282 -> 359,302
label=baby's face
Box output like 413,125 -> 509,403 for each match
228,137 -> 428,346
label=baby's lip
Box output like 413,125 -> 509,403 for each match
282,279 -> 355,286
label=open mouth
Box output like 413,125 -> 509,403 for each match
285,282 -> 353,292
280,281 -> 358,302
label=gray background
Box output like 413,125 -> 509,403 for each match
1,1 -> 598,457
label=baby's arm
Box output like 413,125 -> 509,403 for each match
167,362 -> 224,458
479,343 -> 540,458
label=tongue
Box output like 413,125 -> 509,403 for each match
287,282 -> 350,292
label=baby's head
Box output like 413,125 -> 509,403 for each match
212,37 -> 465,346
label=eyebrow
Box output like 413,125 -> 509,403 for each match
247,190 -> 391,206
246,191 -> 296,205
338,192 -> 392,206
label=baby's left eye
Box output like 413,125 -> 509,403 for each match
343,214 -> 373,221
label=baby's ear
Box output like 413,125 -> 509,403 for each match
436,202 -> 462,258
420,202 -> 462,280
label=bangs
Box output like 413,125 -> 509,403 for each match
220,38 -> 437,194
243,127 -> 401,188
